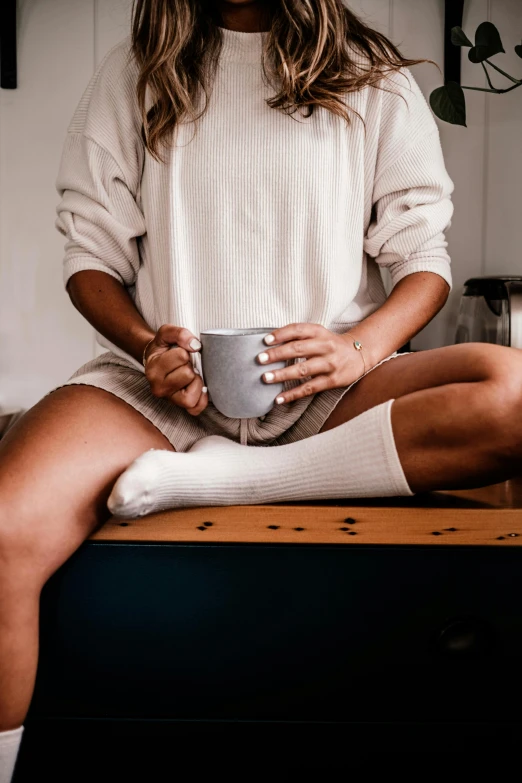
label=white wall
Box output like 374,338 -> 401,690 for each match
1,0 -> 521,410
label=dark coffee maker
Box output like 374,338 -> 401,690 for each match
454,276 -> 522,349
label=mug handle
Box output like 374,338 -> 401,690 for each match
190,349 -> 206,388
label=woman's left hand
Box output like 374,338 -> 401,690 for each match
257,322 -> 366,404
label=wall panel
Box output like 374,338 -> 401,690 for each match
95,0 -> 133,66
348,0 -> 390,34
485,0 -> 522,276
0,0 -> 95,408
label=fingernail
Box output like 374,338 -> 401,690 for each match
263,372 -> 275,382
258,352 -> 269,364
194,367 -> 201,375
190,338 -> 202,350
276,396 -> 285,404
264,334 -> 275,344
202,386 -> 208,394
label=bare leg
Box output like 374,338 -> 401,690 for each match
319,343 -> 522,492
0,385 -> 175,730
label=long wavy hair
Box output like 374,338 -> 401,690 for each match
131,0 -> 436,162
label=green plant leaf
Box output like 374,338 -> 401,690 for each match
469,21 -> 505,63
451,26 -> 473,47
515,42 -> 522,58
429,82 -> 467,126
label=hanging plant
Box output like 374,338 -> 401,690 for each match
430,22 -> 522,126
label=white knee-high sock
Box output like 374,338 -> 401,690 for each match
0,727 -> 23,783
107,399 -> 414,518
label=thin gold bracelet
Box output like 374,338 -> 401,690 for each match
352,339 -> 366,379
142,337 -> 155,368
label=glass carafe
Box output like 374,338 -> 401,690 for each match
454,276 -> 522,348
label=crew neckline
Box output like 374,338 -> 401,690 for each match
218,25 -> 268,63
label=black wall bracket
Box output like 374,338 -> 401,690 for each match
444,0 -> 465,85
1,0 -> 17,89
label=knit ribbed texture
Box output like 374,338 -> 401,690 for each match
107,397 -> 413,517
0,726 -> 23,783
55,30 -> 454,373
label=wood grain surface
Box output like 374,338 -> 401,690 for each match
90,477 -> 522,546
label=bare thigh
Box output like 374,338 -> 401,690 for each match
319,342 -> 520,432
0,385 -> 175,582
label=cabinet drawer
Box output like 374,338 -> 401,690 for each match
32,542 -> 522,723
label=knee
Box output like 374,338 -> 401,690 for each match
481,350 -> 522,460
475,343 -> 522,383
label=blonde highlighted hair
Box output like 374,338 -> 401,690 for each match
131,0 -> 435,162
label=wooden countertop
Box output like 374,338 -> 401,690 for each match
91,476 -> 522,547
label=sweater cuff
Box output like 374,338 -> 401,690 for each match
63,256 -> 125,289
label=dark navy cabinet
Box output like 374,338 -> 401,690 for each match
15,540 -> 522,775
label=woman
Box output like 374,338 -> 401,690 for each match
1,0 -> 521,776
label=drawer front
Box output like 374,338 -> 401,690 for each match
32,543 -> 522,722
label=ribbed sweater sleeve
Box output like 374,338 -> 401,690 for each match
55,135 -> 145,287
54,40 -> 145,290
363,68 -> 455,291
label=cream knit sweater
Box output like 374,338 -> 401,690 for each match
55,27 -> 454,372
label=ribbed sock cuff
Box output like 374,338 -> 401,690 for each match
0,726 -> 23,746
0,725 -> 24,783
379,399 -> 414,497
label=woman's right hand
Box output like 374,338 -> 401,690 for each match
143,325 -> 208,416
